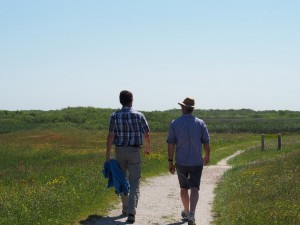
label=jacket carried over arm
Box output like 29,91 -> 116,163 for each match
102,159 -> 130,195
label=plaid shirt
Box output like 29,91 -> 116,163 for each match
109,106 -> 150,146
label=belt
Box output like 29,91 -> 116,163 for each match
116,144 -> 141,148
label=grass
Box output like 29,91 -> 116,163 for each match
209,133 -> 259,164
213,134 -> 300,225
0,128 -> 171,225
1,128 -> 299,224
0,128 -> 113,225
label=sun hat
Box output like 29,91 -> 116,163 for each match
178,97 -> 195,108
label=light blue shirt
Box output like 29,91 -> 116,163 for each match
167,114 -> 210,166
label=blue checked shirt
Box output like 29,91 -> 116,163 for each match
109,107 -> 150,146
167,114 -> 210,166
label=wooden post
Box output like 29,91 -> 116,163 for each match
278,133 -> 282,150
261,134 -> 265,151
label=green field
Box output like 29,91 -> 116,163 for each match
213,134 -> 300,224
0,108 -> 299,224
0,128 -> 172,225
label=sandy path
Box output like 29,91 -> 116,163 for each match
81,151 -> 242,225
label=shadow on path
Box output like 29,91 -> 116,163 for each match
166,221 -> 186,225
79,214 -> 128,225
80,214 -> 187,225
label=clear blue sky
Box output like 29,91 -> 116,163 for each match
1,1 -> 299,111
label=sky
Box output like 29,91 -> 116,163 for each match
1,0 -> 299,112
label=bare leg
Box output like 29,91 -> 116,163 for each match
180,188 -> 190,214
189,187 -> 199,214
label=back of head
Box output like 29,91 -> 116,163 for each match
178,97 -> 195,114
182,106 -> 194,114
119,90 -> 133,106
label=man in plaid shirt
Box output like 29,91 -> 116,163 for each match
106,90 -> 151,223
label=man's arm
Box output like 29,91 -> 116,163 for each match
168,143 -> 176,174
106,132 -> 115,162
143,132 -> 151,155
203,143 -> 210,165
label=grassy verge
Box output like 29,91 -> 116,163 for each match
213,134 -> 300,225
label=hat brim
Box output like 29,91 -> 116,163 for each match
178,102 -> 194,108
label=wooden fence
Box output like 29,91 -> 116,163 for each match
261,133 -> 282,151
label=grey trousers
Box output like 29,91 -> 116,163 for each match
115,146 -> 142,215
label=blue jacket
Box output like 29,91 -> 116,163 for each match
102,159 -> 130,195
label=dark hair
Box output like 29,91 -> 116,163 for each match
186,107 -> 194,113
119,90 -> 133,106
181,105 -> 194,114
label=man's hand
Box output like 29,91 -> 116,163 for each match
106,155 -> 111,163
203,154 -> 210,165
203,143 -> 210,165
144,147 -> 150,155
143,132 -> 151,155
169,162 -> 175,174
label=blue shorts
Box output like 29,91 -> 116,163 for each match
176,165 -> 203,190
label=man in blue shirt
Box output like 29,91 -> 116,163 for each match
106,90 -> 151,223
167,97 -> 210,225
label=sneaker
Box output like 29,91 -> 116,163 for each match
188,216 -> 196,225
126,214 -> 135,223
181,210 -> 188,221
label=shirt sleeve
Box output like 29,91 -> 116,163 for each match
108,113 -> 116,132
140,114 -> 150,134
166,120 -> 177,144
201,123 -> 210,144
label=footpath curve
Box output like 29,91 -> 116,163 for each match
81,151 -> 242,225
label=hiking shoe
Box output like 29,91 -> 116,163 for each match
126,214 -> 135,223
188,217 -> 196,225
181,210 -> 188,221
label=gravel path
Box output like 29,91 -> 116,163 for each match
81,151 -> 242,225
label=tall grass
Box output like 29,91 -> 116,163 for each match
213,134 -> 300,225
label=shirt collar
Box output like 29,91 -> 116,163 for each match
181,114 -> 193,117
122,106 -> 132,111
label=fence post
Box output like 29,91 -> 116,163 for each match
278,133 -> 282,150
261,134 -> 265,151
